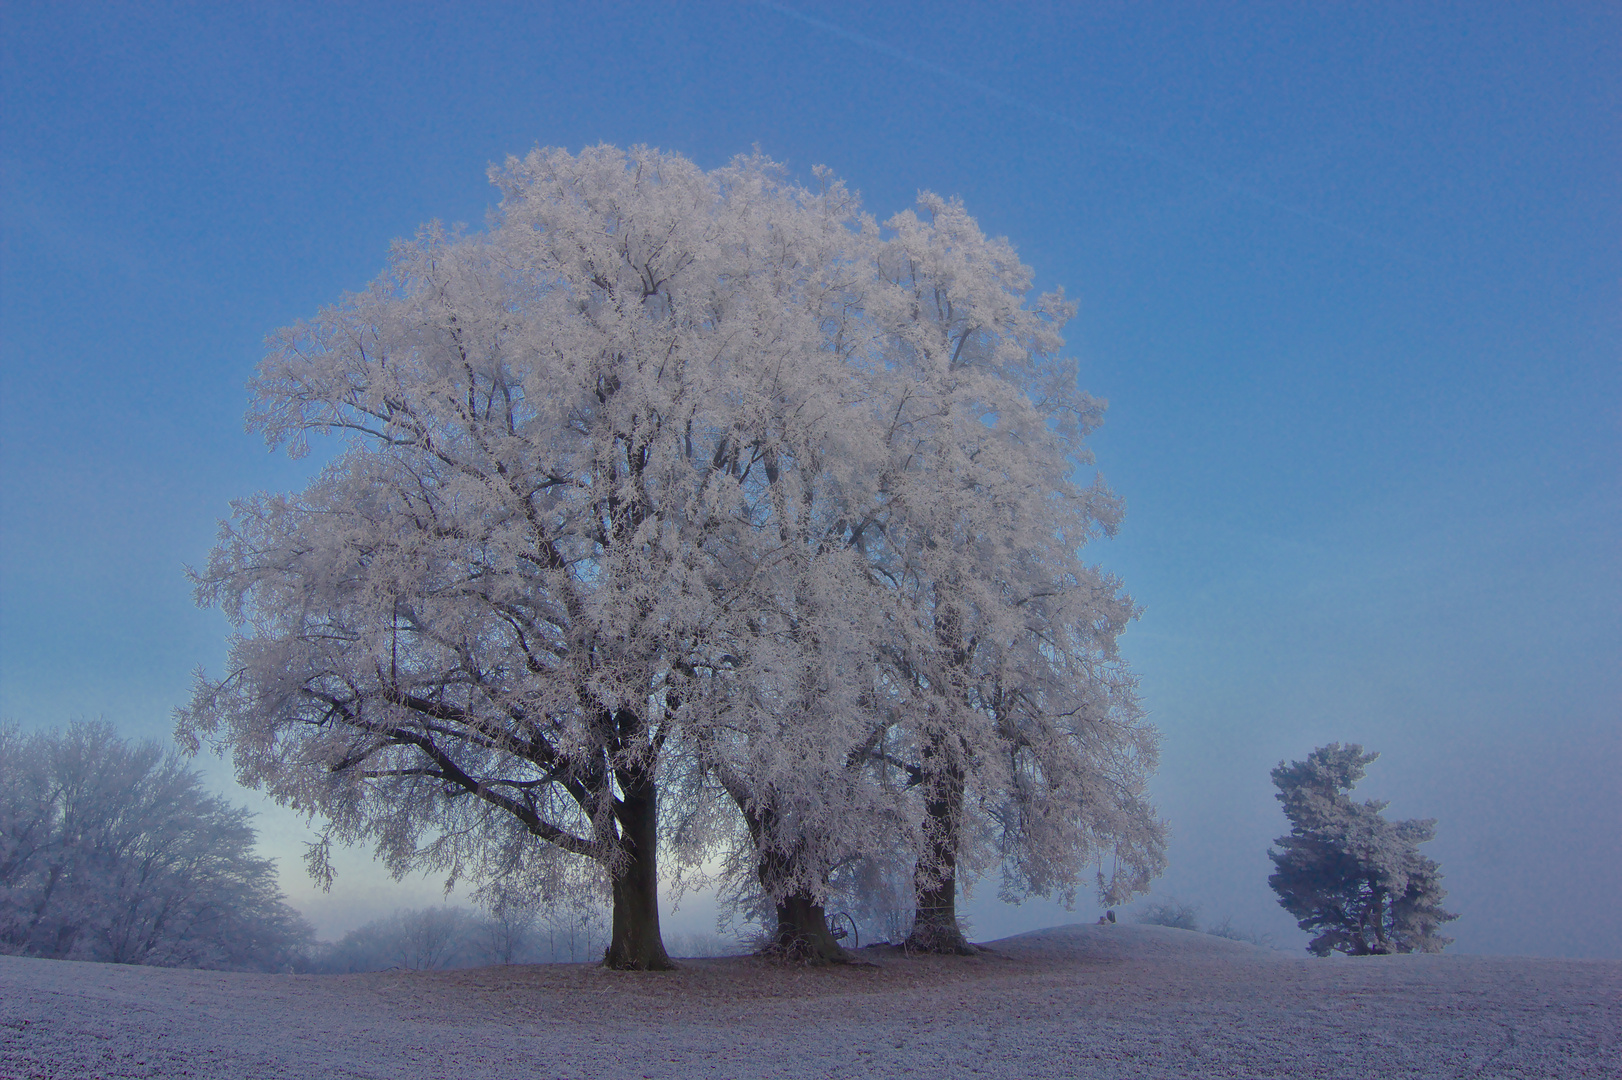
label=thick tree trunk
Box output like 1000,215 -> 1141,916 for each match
906,603 -> 978,956
769,890 -> 851,964
729,795 -> 850,965
602,764 -> 675,971
907,868 -> 975,955
905,757 -> 977,955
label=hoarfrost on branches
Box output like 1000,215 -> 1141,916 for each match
180,146 -> 883,969
179,144 -> 1165,969
0,722 -> 312,971
771,192 -> 1167,954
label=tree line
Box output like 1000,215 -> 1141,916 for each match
2,721 -> 1455,972
1,721 -> 737,972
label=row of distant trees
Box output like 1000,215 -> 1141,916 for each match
317,904 -> 597,971
1,719 -> 1454,971
314,904 -> 733,972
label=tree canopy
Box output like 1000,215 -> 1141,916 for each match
1269,743 -> 1457,956
180,145 -> 1164,968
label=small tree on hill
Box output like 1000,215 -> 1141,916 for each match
1136,898 -> 1200,931
1269,743 -> 1457,956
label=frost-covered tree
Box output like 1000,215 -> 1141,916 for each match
1269,744 -> 1457,956
695,190 -> 1165,960
0,722 -> 312,970
179,145 -> 879,970
181,144 -> 1164,970
693,537 -> 912,962
846,194 -> 1166,953
480,892 -> 540,966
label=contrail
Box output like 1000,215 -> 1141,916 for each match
755,0 -> 1383,246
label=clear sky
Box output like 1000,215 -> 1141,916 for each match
3,1 -> 1617,957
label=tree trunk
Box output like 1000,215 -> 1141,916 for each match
769,890 -> 851,963
907,869 -> 975,955
905,756 -> 977,955
739,804 -> 850,965
906,603 -> 978,956
601,764 -> 675,971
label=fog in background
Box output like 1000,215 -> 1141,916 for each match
3,2 -> 1616,958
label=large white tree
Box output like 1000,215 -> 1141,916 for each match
180,146 -> 877,969
695,191 -> 1165,958
182,145 -> 1164,969
846,194 -> 1165,952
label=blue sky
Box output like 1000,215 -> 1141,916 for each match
3,1 -> 1617,956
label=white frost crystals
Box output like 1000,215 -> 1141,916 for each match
178,145 -> 1165,969
0,722 -> 313,970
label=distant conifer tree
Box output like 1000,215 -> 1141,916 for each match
1269,744 -> 1457,956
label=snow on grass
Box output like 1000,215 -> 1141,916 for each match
2,924 -> 1616,1079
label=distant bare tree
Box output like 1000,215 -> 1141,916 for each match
541,901 -> 610,963
1204,916 -> 1274,948
1135,898 -> 1201,931
397,906 -> 474,970
478,895 -> 539,966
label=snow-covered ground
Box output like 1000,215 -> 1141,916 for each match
2,924 -> 1616,1079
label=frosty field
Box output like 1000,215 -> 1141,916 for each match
2,924 -> 1616,1079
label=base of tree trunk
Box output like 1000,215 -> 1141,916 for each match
902,918 -> 978,955
761,894 -> 852,964
602,845 -> 677,971
601,941 -> 678,971
907,882 -> 978,955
